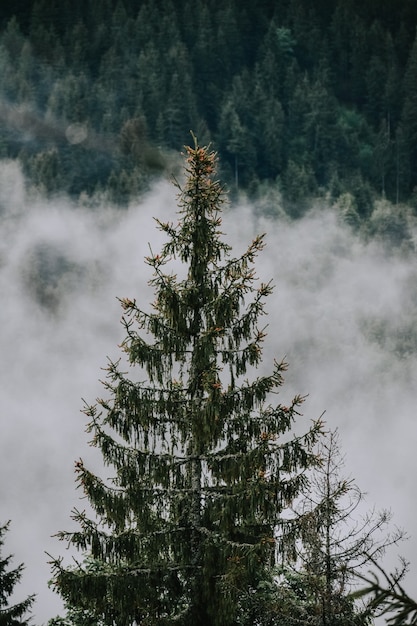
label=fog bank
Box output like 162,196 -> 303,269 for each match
0,160 -> 416,622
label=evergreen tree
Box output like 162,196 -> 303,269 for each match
400,30 -> 417,194
50,138 -> 322,626
0,521 -> 35,626
285,429 -> 403,626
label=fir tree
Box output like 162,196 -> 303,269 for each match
0,521 -> 35,626
281,429 -> 404,626
50,138 -> 322,626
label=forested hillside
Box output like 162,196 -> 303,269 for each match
1,0 -> 417,216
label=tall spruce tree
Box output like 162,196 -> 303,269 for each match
50,138 -> 322,626
0,521 -> 35,626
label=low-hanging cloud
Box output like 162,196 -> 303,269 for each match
0,160 -> 416,622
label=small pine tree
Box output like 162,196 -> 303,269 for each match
281,429 -> 404,626
0,522 -> 35,626
50,137 -> 323,626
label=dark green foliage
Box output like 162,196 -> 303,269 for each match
1,0 -> 417,206
246,565 -> 370,626
0,522 -> 35,626
50,139 -> 322,625
240,430 -> 404,626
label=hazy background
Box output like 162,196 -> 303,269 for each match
0,158 -> 416,623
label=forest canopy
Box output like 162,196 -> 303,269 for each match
1,0 -> 417,216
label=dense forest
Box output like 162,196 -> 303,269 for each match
2,2 -> 417,625
1,0 -> 417,224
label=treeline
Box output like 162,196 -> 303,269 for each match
1,0 -> 417,214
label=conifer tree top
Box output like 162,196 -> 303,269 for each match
50,137 -> 322,626
0,521 -> 35,626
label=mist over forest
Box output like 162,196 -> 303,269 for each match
1,159 -> 417,623
1,1 -> 417,625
